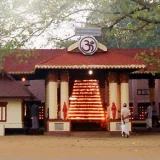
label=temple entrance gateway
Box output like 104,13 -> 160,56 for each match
44,63 -> 136,133
3,34 -> 148,134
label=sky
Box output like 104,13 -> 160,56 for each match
25,9 -> 89,49
0,0 -> 95,49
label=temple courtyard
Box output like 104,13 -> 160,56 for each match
0,132 -> 160,159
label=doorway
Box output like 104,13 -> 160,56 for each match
23,101 -> 45,128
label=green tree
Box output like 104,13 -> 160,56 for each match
86,0 -> 160,71
1,0 -> 160,69
0,0 -> 91,66
1,0 -> 160,49
86,0 -> 160,48
55,0 -> 160,49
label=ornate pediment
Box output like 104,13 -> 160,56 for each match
67,36 -> 107,55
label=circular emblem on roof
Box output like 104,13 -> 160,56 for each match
78,36 -> 98,55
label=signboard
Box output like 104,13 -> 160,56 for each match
55,123 -> 64,131
78,36 -> 98,56
75,27 -> 101,36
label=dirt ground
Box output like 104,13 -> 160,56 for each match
0,132 -> 160,159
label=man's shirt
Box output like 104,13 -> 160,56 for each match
121,107 -> 131,123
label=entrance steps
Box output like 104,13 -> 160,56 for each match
68,79 -> 105,122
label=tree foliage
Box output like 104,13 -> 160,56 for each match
0,0 -> 87,49
1,0 -> 160,49
0,0 -> 91,66
86,0 -> 160,48
1,0 -> 160,69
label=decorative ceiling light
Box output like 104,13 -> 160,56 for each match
21,77 -> 26,82
88,69 -> 93,75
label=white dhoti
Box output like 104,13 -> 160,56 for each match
146,118 -> 152,128
121,122 -> 130,136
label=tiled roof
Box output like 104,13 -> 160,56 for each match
4,49 -> 61,74
27,80 -> 45,102
0,70 -> 33,98
3,48 -> 148,74
0,80 -> 32,98
36,49 -> 145,69
132,66 -> 158,74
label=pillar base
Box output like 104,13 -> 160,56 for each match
109,120 -> 132,132
47,119 -> 71,133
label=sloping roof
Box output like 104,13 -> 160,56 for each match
27,80 -> 45,102
3,49 -> 61,74
35,49 -> 145,69
3,48 -> 149,74
0,69 -> 15,81
0,70 -> 33,98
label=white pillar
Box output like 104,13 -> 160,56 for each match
46,73 -> 58,119
108,72 -> 119,119
105,74 -> 110,121
120,72 -> 129,108
155,79 -> 160,116
60,71 -> 69,119
105,74 -> 109,107
117,81 -> 121,119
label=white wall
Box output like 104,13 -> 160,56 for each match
0,99 -> 23,128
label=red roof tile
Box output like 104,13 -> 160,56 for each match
0,79 -> 32,98
0,70 -> 33,98
4,49 -> 61,74
3,48 -> 148,73
36,49 -> 145,69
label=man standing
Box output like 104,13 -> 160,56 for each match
146,102 -> 152,130
31,102 -> 39,129
121,103 -> 131,138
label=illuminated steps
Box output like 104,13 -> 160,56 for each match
70,102 -> 102,104
70,105 -> 103,110
72,117 -> 105,121
68,79 -> 105,122
70,104 -> 103,107
68,111 -> 104,113
68,110 -> 104,113
69,108 -> 104,110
